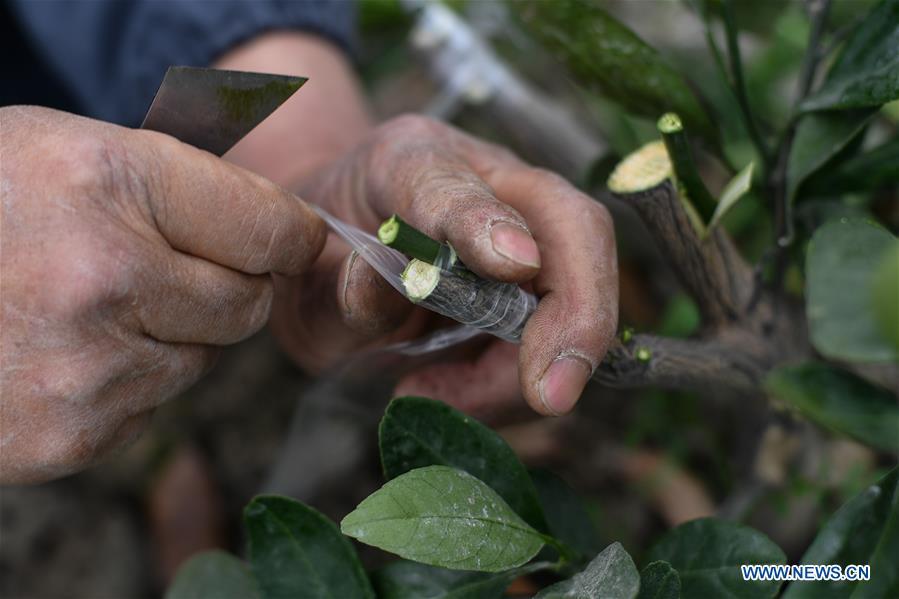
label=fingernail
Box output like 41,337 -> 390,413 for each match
340,251 -> 360,317
539,355 -> 591,415
490,222 -> 540,268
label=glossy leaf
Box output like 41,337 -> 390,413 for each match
244,496 -> 374,599
379,396 -> 548,531
801,0 -> 899,111
765,362 -> 899,452
165,551 -> 259,599
806,220 -> 898,362
637,561 -> 681,599
535,542 -> 640,599
647,518 -> 786,598
804,137 -> 899,195
872,240 -> 899,351
709,161 -> 754,230
531,469 -> 603,560
854,474 -> 899,597
517,0 -> 715,141
787,109 -> 876,203
783,467 -> 898,598
341,466 -> 545,572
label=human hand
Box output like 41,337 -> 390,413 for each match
0,107 -> 326,483
270,115 -> 618,419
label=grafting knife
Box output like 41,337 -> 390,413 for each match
141,66 -> 306,156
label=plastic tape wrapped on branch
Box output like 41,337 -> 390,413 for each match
400,259 -> 537,343
311,205 -> 536,344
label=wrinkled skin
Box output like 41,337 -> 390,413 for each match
0,107 -> 326,483
272,115 -> 619,420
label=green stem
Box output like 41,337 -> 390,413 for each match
658,113 -> 717,223
540,533 -> 581,566
796,0 -> 833,101
515,559 -> 567,576
378,214 -> 445,264
765,0 -> 832,289
721,0 -> 772,169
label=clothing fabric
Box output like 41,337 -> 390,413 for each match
2,0 -> 355,126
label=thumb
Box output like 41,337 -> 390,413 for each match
134,129 -> 327,275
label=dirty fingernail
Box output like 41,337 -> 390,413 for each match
490,222 -> 540,268
340,251 -> 360,317
539,355 -> 591,415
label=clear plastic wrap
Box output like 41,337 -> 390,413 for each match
400,259 -> 537,342
313,206 -> 537,343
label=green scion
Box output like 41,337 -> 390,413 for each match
657,112 -> 717,223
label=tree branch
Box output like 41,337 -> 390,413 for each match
596,333 -> 767,395
769,0 -> 833,280
721,0 -> 772,169
612,181 -> 754,327
797,0 -> 833,100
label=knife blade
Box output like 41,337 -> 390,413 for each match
141,66 -> 306,156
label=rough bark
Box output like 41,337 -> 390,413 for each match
599,181 -> 809,395
617,181 -> 754,327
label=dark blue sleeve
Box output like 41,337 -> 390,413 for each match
8,0 -> 356,127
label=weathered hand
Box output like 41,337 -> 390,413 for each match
271,115 -> 618,419
0,107 -> 326,483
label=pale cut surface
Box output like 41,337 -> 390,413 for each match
402,259 -> 441,301
607,141 -> 673,193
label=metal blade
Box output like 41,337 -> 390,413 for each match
141,66 -> 306,156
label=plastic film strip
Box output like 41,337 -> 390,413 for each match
401,260 -> 537,343
313,206 -> 537,344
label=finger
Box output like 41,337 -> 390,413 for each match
370,119 -> 540,282
134,129 -> 327,276
479,166 -> 619,416
137,252 -> 274,345
269,235 -> 429,373
394,341 -> 522,420
339,251 -> 413,335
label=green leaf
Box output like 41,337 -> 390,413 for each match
801,0 -> 899,111
530,469 -> 603,560
787,109 -> 876,203
534,542 -> 640,599
709,161 -> 754,230
647,518 -> 786,598
804,137 -> 899,195
765,362 -> 899,452
379,396 -> 548,532
806,219 -> 898,362
516,0 -> 715,141
872,240 -> 899,352
637,561 -> 681,599
371,559 -> 553,599
854,473 -> 899,598
244,496 -> 374,599
783,467 -> 898,599
341,466 -> 545,572
165,551 -> 259,599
